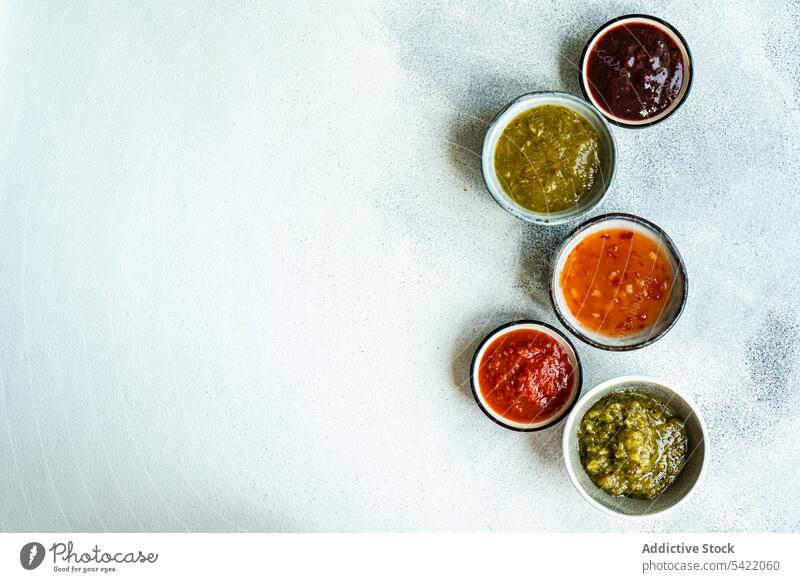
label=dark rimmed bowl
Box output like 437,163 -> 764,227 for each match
470,320 -> 583,431
578,14 -> 693,128
549,213 -> 688,351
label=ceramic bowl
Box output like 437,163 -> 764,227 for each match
579,14 -> 693,128
481,91 -> 617,225
562,375 -> 709,517
470,321 -> 582,431
550,213 -> 688,351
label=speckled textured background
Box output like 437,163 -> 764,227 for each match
1,0 -> 798,532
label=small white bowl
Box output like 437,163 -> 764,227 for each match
550,213 -> 688,351
481,91 -> 617,225
470,320 -> 582,431
562,376 -> 709,518
579,14 -> 693,128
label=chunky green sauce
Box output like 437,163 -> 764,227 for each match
578,392 -> 687,499
494,105 -> 601,214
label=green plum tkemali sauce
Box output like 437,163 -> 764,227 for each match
494,104 -> 602,214
578,391 -> 687,499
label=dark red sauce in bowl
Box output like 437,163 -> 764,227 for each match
581,16 -> 691,126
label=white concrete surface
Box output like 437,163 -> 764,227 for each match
1,1 -> 799,532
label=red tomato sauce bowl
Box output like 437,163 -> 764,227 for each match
470,321 -> 583,431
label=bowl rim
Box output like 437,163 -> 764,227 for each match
480,91 -> 618,225
469,320 -> 583,432
578,13 -> 694,129
561,374 -> 710,518
549,212 -> 689,351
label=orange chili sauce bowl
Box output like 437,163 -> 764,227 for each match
550,213 -> 688,351
469,321 -> 583,432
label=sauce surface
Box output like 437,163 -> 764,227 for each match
578,391 -> 687,499
560,228 -> 673,337
494,105 -> 601,214
478,328 -> 574,424
586,22 -> 684,121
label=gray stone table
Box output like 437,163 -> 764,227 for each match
1,0 -> 798,531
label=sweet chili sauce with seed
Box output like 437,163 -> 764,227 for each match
560,228 -> 673,337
